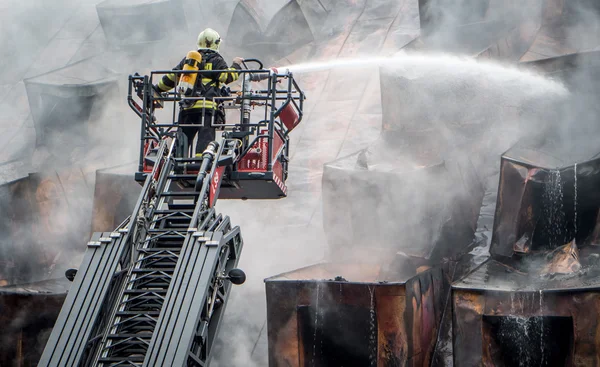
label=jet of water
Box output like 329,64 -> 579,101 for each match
280,52 -> 569,96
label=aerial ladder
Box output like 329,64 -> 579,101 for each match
38,59 -> 305,367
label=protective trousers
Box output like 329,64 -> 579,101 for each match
178,108 -> 222,156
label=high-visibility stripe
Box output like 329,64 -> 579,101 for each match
185,100 -> 218,110
219,67 -> 239,83
157,74 -> 175,91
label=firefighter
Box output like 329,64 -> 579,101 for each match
155,28 -> 243,157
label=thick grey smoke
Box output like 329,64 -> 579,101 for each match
0,0 -> 599,365
0,0 -> 201,284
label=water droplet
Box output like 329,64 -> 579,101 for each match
543,169 -> 565,248
311,282 -> 320,366
368,286 -> 377,366
574,163 -> 578,240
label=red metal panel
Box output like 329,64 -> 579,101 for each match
209,166 -> 226,208
280,103 -> 300,132
238,129 -> 285,183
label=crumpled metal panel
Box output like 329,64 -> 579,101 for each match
96,0 -> 186,47
226,0 -> 315,63
0,170 -> 93,285
452,278 -> 600,366
24,58 -> 119,161
490,147 -> 600,260
91,167 -> 141,232
322,150 -> 483,262
0,286 -> 66,367
265,261 -> 450,367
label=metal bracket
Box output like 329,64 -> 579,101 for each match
205,240 -> 220,247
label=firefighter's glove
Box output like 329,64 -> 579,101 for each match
232,57 -> 244,68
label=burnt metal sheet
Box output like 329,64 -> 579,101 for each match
490,148 -> 600,260
0,288 -> 66,367
479,0 -> 600,63
0,170 -> 93,285
519,0 -> 600,62
96,0 -> 186,47
322,149 -> 483,262
91,165 -> 141,232
24,57 -> 119,160
452,280 -> 600,366
418,0 -> 490,36
226,0 -> 315,63
265,261 -> 450,366
454,257 -> 600,293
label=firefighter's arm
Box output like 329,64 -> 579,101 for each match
155,59 -> 184,92
217,57 -> 242,85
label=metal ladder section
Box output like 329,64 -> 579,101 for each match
38,140 -> 243,367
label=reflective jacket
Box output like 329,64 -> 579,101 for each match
156,49 -> 241,110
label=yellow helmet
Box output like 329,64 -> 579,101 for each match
197,28 -> 221,51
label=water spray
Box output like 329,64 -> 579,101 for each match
276,52 -> 568,95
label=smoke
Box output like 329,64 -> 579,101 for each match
0,0 -> 599,364
215,0 -> 599,364
0,0 -> 203,284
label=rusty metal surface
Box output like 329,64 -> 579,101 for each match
454,258 -> 600,293
0,286 -> 66,367
0,171 -> 93,285
23,61 -> 119,159
452,286 -> 600,366
265,262 -> 450,366
322,151 -> 483,262
491,148 -> 600,260
91,167 -> 141,232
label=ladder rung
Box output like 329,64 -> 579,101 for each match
138,248 -> 182,253
154,209 -> 195,214
131,268 -> 175,273
174,157 -> 203,162
160,191 -> 200,197
98,357 -> 145,363
116,311 -> 161,316
147,229 -> 187,234
168,174 -> 198,179
107,333 -> 153,339
123,289 -> 167,294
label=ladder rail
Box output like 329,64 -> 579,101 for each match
88,139 -> 182,366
